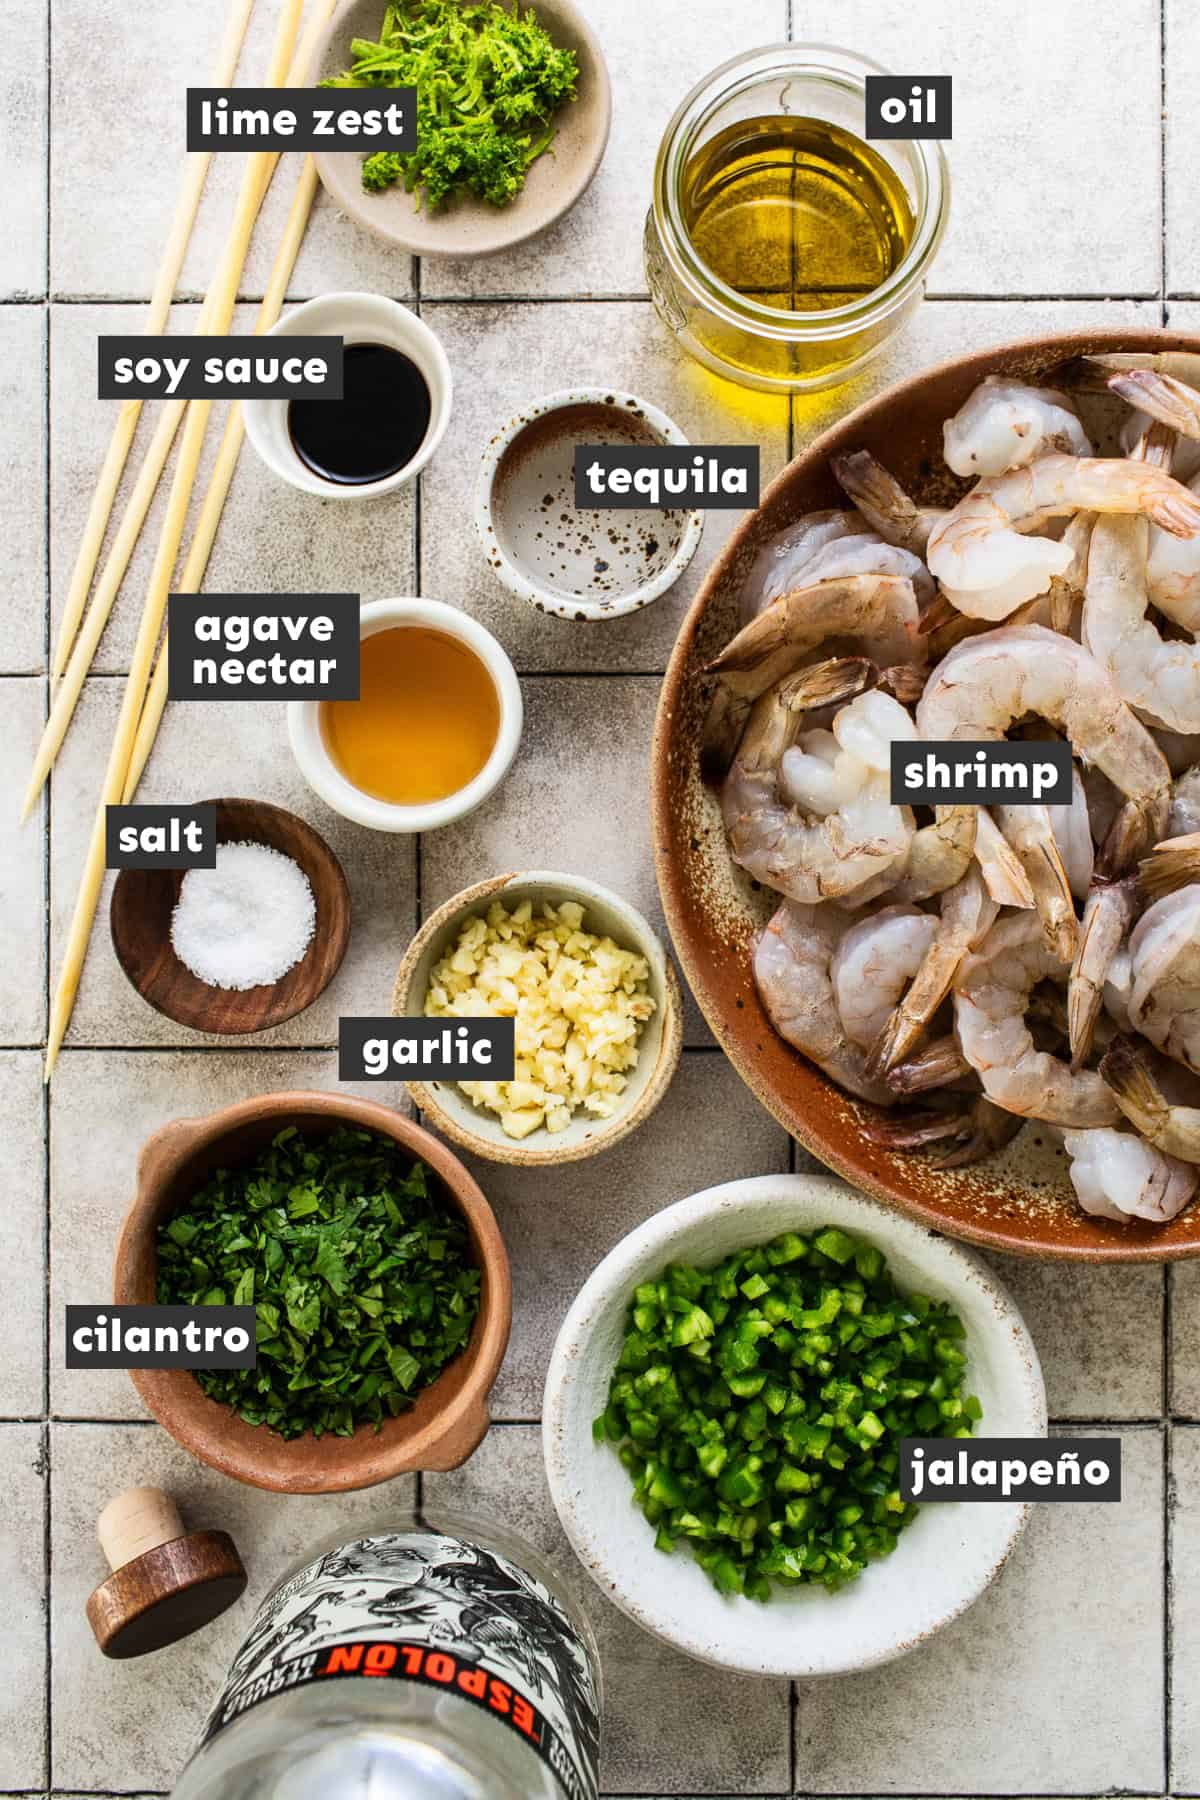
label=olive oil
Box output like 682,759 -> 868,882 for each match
321,626 -> 500,806
681,115 -> 915,314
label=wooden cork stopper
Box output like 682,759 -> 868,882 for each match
86,1485 -> 246,1659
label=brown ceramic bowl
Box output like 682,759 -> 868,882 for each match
115,1092 -> 511,1491
313,0 -> 611,258
653,325 -> 1200,1264
110,798 -> 350,1035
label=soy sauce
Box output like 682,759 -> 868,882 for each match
288,342 -> 432,485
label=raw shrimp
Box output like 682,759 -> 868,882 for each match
868,866 -> 997,1074
886,1035 -> 974,1095
702,573 -> 923,778
917,625 -> 1171,866
1104,945 -> 1135,1032
743,531 -> 934,622
1062,1126 -> 1198,1222
1122,408 -> 1200,483
1147,481 -> 1200,636
1048,767 -> 1094,900
862,1093 -> 1024,1167
1127,883 -> 1200,1072
942,376 -> 1091,478
783,690 -> 975,903
1083,507 -> 1200,734
1104,367 -> 1200,442
723,683 -> 911,904
1068,876 -> 1138,1067
738,509 -> 866,621
953,912 -> 1121,1126
830,449 -> 945,556
830,906 -> 938,1049
1100,1036 -> 1200,1163
1045,509 -> 1093,636
1081,349 -> 1200,387
974,808 -> 1036,908
1165,761 -> 1200,837
993,804 -> 1079,959
926,454 -> 1200,620
1139,831 -> 1200,900
754,902 -> 896,1105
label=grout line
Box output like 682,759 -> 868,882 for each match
13,289 -> 1176,309
1165,1412 -> 1174,1792
1161,0 -> 1169,319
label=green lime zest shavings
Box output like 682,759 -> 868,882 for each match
156,1125 -> 481,1439
594,1226 -> 980,1601
323,0 -> 579,209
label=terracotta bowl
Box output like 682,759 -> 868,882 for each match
115,1092 -> 511,1492
110,797 -> 350,1035
652,326 -> 1200,1264
312,0 -> 612,258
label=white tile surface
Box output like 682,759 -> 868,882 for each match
11,2 -> 1200,1791
421,0 -> 788,299
793,1429 -> 1165,1794
791,0 -> 1163,298
0,1425 -> 46,1789
50,0 -> 414,301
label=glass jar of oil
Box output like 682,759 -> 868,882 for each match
645,46 -> 949,394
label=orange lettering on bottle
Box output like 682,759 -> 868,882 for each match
323,1644 -> 364,1674
457,1667 -> 488,1699
364,1644 -> 397,1676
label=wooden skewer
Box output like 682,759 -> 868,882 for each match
22,0 -> 334,821
123,155 -> 321,803
44,0 -> 308,1081
50,0 -> 257,683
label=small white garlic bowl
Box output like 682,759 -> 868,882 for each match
243,291 -> 452,501
288,598 -> 522,833
392,871 -> 683,1166
476,388 -> 704,621
544,1174 -> 1046,1677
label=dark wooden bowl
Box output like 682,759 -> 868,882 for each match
652,326 -> 1200,1263
110,797 -> 350,1034
115,1092 -> 512,1492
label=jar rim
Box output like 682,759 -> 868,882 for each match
652,42 -> 950,341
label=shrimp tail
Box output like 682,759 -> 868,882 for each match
1107,369 -> 1200,444
700,683 -> 751,783
885,1035 -> 974,1095
779,657 -> 874,711
1068,877 -> 1137,1069
1098,793 -> 1171,876
878,662 -> 927,705
830,449 -> 926,551
930,1098 -> 1025,1167
1100,1035 -> 1200,1164
861,1095 -> 1022,1165
1139,831 -> 1200,900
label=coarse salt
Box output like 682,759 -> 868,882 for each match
170,840 -> 317,991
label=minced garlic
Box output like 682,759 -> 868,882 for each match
423,898 -> 657,1140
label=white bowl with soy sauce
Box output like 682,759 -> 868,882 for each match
289,598 -> 522,833
243,292 -> 452,499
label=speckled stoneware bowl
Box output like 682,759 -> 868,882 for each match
653,326 -> 1200,1262
313,0 -> 611,257
544,1173 -> 1045,1677
392,871 -> 683,1165
477,389 -> 705,621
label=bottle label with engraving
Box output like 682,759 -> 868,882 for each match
201,1532 -> 600,1800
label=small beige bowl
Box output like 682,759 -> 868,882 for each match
313,0 -> 612,258
393,872 -> 683,1165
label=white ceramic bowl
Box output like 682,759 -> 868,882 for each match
243,292 -> 452,500
476,389 -> 704,621
392,871 -> 683,1165
544,1174 -> 1046,1677
288,599 -> 522,832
